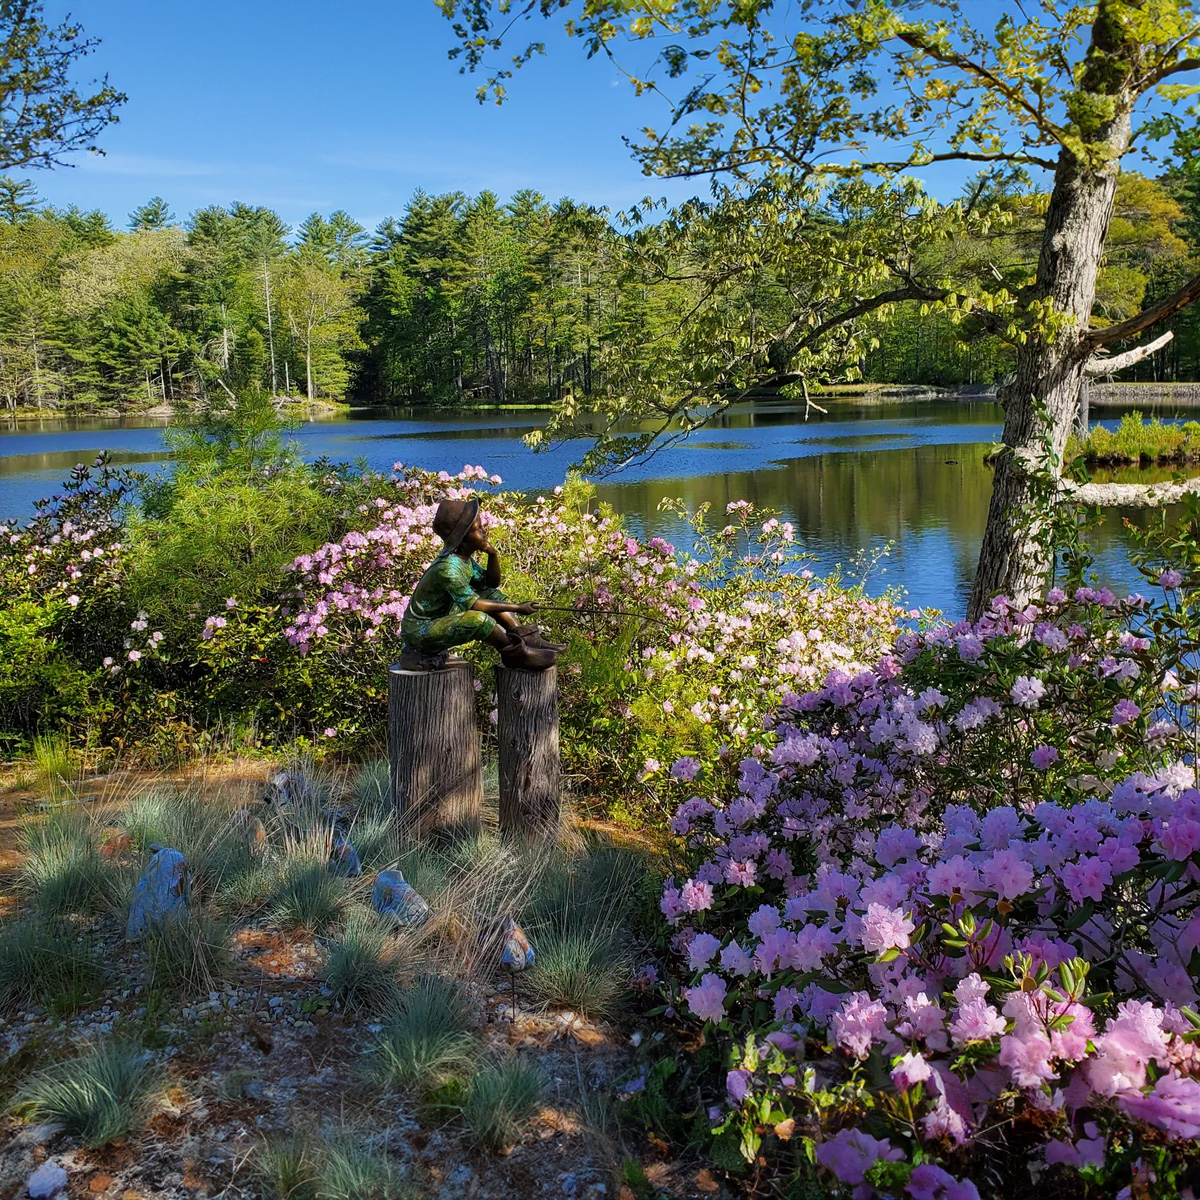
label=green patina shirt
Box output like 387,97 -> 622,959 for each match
405,551 -> 489,621
400,550 -> 506,653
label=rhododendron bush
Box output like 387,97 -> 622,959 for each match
200,464 -> 905,809
657,586 -> 1200,1199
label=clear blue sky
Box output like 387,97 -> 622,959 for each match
28,0 -> 705,232
28,1 -> 1039,234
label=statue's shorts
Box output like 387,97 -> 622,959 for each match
400,586 -> 506,653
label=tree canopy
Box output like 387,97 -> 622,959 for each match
0,0 -> 124,171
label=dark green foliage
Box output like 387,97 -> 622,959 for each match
14,1041 -> 160,1147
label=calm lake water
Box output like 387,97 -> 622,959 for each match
0,399 -> 1189,616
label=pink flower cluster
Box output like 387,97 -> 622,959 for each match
661,592 -> 1200,1195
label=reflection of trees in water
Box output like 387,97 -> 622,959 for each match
597,440 -> 1189,614
0,449 -> 166,477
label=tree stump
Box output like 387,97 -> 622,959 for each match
497,664 -> 561,838
389,661 -> 482,838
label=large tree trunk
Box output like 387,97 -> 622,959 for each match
968,62 -> 1133,619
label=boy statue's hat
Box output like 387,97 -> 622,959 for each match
432,498 -> 480,550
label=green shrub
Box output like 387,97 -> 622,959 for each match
366,976 -> 476,1097
14,1041 -> 160,1147
142,910 -> 231,999
1068,412 -> 1200,462
0,917 -> 106,1016
460,1058 -> 544,1151
322,915 -> 400,1014
124,468 -> 335,640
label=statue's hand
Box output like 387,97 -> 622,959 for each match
514,601 -> 537,615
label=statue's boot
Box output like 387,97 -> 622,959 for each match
500,638 -> 558,671
510,624 -> 568,652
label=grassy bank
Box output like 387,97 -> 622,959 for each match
1068,412 -> 1200,465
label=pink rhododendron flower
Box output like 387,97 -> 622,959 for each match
684,973 -> 727,1023
815,1128 -> 903,1188
1120,1072 -> 1200,1139
860,903 -> 916,955
1030,744 -> 1059,770
907,1165 -> 981,1200
1010,675 -> 1047,707
832,992 -> 889,1059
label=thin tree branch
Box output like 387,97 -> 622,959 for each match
1083,330 -> 1175,376
1088,272 -> 1200,345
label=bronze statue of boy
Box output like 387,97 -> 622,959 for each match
399,498 -> 563,671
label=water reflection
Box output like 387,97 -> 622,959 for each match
0,399 -> 1191,616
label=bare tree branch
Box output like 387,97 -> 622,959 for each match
1089,272 -> 1200,345
1084,330 -> 1175,376
1066,475 -> 1200,508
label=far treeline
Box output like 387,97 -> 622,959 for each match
1,170 -> 1199,415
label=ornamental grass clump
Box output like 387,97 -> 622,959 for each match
0,917 -> 105,1016
265,860 -> 346,933
121,788 -> 245,896
366,976 -> 477,1098
21,811 -> 126,918
654,578 -> 1200,1199
323,913 -> 401,1014
141,910 -> 231,1000
460,1057 -> 545,1151
14,1041 -> 160,1147
318,1137 -> 408,1200
524,927 -> 629,1019
253,1134 -> 319,1200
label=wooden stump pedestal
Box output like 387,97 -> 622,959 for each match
388,660 -> 482,838
496,664 -> 561,838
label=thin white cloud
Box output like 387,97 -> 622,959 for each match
78,153 -> 228,178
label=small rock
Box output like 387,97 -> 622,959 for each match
27,1160 -> 68,1199
268,997 -> 283,1009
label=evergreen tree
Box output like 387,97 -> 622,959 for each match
129,196 -> 176,231
0,176 -> 39,223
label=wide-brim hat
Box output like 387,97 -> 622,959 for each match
432,498 -> 480,550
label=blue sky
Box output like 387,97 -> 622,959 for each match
27,1 -> 1047,234
28,0 -> 700,232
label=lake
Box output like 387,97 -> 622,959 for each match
0,398 -> 1187,617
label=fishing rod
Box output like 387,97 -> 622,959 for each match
529,601 -> 679,628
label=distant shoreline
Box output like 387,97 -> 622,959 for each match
6,381 -> 1200,424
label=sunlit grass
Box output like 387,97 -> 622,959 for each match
14,1041 -> 160,1147
365,976 -> 477,1097
322,913 -> 400,1014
